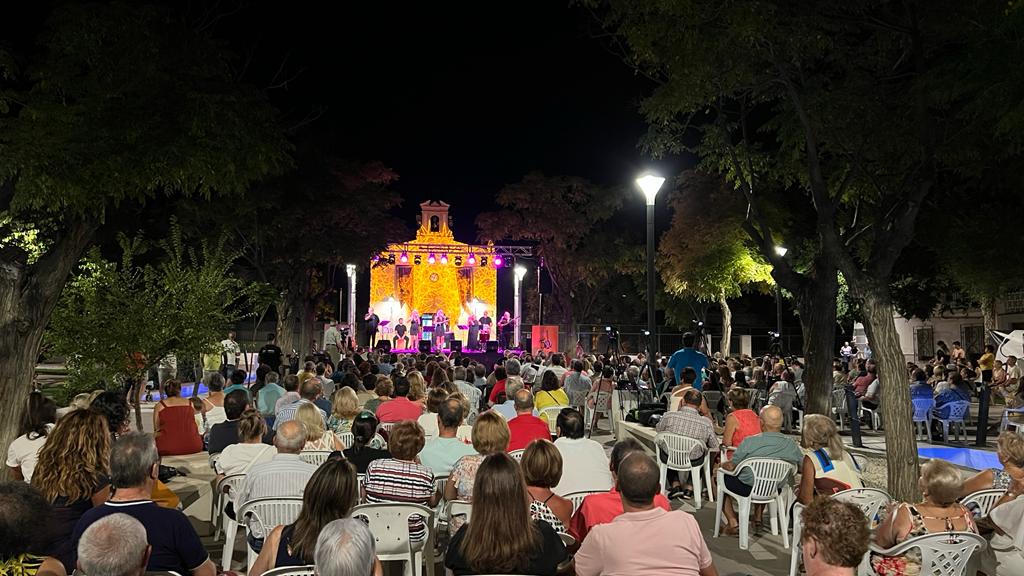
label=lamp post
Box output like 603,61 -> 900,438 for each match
773,246 -> 787,352
346,264 -> 357,345
637,174 -> 665,385
514,264 -> 527,349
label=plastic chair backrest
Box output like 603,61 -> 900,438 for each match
563,490 -> 606,515
831,389 -> 847,412
654,432 -> 703,469
447,499 -> 472,524
339,431 -> 354,448
832,487 -> 891,527
912,399 -> 936,421
872,531 -> 986,576
961,489 -> 1005,518
703,390 -> 724,408
351,502 -> 435,556
298,450 -> 333,466
945,401 -> 971,421
237,497 -> 304,536
540,406 -> 569,435
733,458 -> 795,500
509,449 -> 525,461
260,566 -> 317,576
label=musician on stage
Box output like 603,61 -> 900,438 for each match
467,314 -> 480,350
364,307 -> 380,347
434,309 -> 448,349
479,310 -> 492,344
393,317 -> 408,349
497,311 -> 514,350
409,310 -> 421,345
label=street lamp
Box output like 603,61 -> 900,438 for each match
636,173 -> 665,386
772,246 -> 786,351
513,264 -> 527,349
345,264 -> 357,342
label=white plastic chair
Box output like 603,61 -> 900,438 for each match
961,488 -> 1005,518
832,487 -> 892,528
377,422 -> 396,436
585,390 -> 612,431
299,450 -> 333,466
208,452 -> 222,470
932,401 -> 971,443
868,531 -> 986,576
261,566 -> 316,576
352,502 -> 437,576
912,398 -> 936,442
831,388 -> 849,429
1000,407 -> 1024,432
432,475 -> 448,528
859,398 -> 881,430
714,458 -> 796,550
563,489 -> 607,515
211,473 -> 246,542
771,390 -> 800,432
702,390 -> 725,425
509,449 -> 525,462
655,432 -> 715,510
540,405 -> 570,436
446,499 -> 472,525
231,497 -> 303,571
339,431 -> 354,448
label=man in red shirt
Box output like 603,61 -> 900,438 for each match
375,377 -> 424,423
570,438 -> 671,543
506,389 -> 550,451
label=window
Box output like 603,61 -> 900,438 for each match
915,326 -> 935,361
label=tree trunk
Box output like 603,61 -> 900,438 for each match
718,294 -> 732,357
860,287 -> 921,503
277,289 -> 302,358
980,293 -> 999,346
794,265 -> 839,415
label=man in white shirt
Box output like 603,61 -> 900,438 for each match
552,408 -> 613,496
274,379 -> 327,431
452,366 -> 480,424
220,331 -> 241,380
418,398 -> 476,477
538,353 -> 569,385
323,320 -> 343,365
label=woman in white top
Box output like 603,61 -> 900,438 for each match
5,392 -> 56,482
195,373 -> 228,435
417,388 -> 449,440
797,414 -> 863,504
214,409 -> 277,478
297,401 -> 343,451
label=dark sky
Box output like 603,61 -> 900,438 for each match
216,1 -> 685,239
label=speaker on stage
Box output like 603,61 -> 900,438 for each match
451,340 -> 463,353
486,341 -> 499,353
375,340 -> 391,353
418,340 -> 432,354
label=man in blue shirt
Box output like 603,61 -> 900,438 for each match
667,332 -> 710,390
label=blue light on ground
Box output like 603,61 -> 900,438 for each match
918,446 -> 1002,471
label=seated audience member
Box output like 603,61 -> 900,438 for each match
297,402 -> 344,451
295,361 -> 316,389
933,373 -> 971,418
575,451 -> 717,576
363,375 -> 393,416
31,410 -> 111,572
982,467 -> 1024,575
445,453 -> 568,576
417,387 -> 449,439
489,360 -> 521,405
507,389 -> 551,451
326,387 -> 361,437
275,379 -> 327,431
534,371 -> 570,424
343,413 -> 391,473
453,366 -> 481,424
406,372 -> 429,411
719,405 -> 803,536
375,376 -> 423,423
274,375 -> 301,415
196,373 -> 228,434
961,431 -> 1024,499
250,456 -> 359,576
522,439 -> 573,534
223,368 -> 251,398
363,421 -> 438,543
801,498 -> 870,576
872,459 -> 977,575
418,398 -> 476,477
570,438 -> 671,543
234,421 -> 318,551
564,359 -> 594,408
315,517 -> 383,576
214,409 -> 277,478
153,379 -> 203,456
256,371 -> 285,418
70,433 -> 215,576
76,513 -> 148,576
667,367 -> 698,412
552,408 -> 613,496
6,392 -> 56,482
910,369 -> 933,400
207,389 -> 260,454
0,481 -> 66,576
491,377 -> 527,420
722,387 -> 760,451
656,388 -> 720,498
446,411 -> 511,504
797,415 -> 863,504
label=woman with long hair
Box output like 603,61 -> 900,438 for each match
445,452 -> 567,575
31,410 -> 111,572
6,392 -> 57,482
296,402 -> 343,451
343,412 -> 390,473
327,387 -> 361,437
249,456 -> 360,575
796,414 -> 863,504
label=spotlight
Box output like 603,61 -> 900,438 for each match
454,255 -> 463,266
480,256 -> 488,267
467,253 -> 476,265
372,254 -> 381,263
387,253 -> 396,265
399,252 -> 409,264
428,253 -> 436,264
413,254 -> 422,265
494,255 -> 504,267
440,253 -> 449,265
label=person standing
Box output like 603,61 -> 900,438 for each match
840,342 -> 853,372
410,310 -> 421,346
434,309 -> 448,350
364,307 -> 380,348
479,310 -> 492,344
323,321 -> 343,366
497,311 -> 513,350
257,333 -> 283,374
220,331 -> 241,381
667,332 -> 710,391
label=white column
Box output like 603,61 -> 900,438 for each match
514,265 -> 527,349
346,264 -> 357,340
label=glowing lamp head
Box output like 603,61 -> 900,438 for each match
494,255 -> 504,267
514,265 -> 527,281
774,245 -> 788,257
467,253 -> 476,265
399,252 -> 409,264
440,253 -> 449,265
636,173 -> 666,206
427,253 -> 436,264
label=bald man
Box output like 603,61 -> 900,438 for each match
719,405 -> 802,535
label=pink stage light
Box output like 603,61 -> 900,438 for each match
428,253 -> 436,264
440,253 -> 449,265
494,255 -> 504,267
467,253 -> 476,265
399,252 -> 409,263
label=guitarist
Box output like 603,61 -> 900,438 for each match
497,311 -> 516,350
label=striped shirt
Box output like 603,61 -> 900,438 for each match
273,399 -> 327,431
234,453 -> 318,537
364,458 -> 435,542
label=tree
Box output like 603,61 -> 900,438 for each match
659,171 -> 773,356
476,173 -> 627,340
0,2 -> 288,468
49,222 -> 261,428
591,0 -> 1016,500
